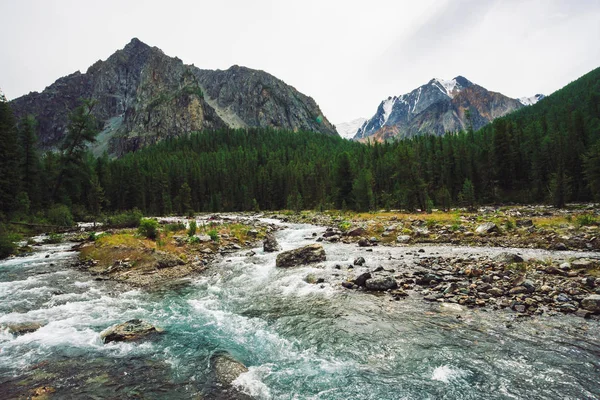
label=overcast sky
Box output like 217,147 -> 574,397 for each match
1,0 -> 600,123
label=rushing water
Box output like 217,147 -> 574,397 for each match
0,222 -> 599,399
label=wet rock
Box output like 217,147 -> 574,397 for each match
396,235 -> 411,244
100,319 -> 163,343
341,281 -> 355,289
247,229 -> 258,238
276,244 -> 326,267
522,279 -> 536,293
353,257 -> 366,266
554,243 -> 568,251
494,252 -> 524,263
365,276 -> 398,291
414,227 -> 430,237
581,294 -> 600,313
559,262 -> 571,271
575,309 -> 592,318
263,234 -> 281,252
353,272 -> 372,287
6,322 -> 44,335
245,251 -> 256,257
555,293 -> 571,303
324,234 -> 341,242
357,238 -> 371,247
475,222 -> 499,235
210,352 -> 249,387
509,286 -> 528,295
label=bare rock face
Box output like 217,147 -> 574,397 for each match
10,38 -> 338,157
276,244 -> 326,268
100,319 -> 163,344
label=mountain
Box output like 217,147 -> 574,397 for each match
335,117 -> 367,139
355,76 -> 531,142
518,94 -> 545,106
9,38 -> 337,156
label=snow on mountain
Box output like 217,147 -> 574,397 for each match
335,117 -> 367,139
518,94 -> 545,106
433,78 -> 458,98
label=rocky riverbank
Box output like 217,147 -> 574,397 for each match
75,215 -> 280,287
266,204 -> 600,251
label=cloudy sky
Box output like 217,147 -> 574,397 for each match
1,0 -> 600,123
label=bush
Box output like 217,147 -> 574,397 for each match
138,218 -> 159,240
207,229 -> 219,242
0,225 -> 16,259
188,220 -> 197,237
107,209 -> 143,228
46,232 -> 64,244
575,214 -> 597,227
165,222 -> 186,232
47,204 -> 75,227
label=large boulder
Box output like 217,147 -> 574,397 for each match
345,227 -> 366,237
263,234 -> 281,252
100,319 -> 163,344
581,295 -> 600,313
365,276 -> 398,291
210,352 -> 249,387
5,322 -> 44,335
494,252 -> 524,264
276,244 -> 326,268
475,222 -> 500,235
154,251 -> 185,269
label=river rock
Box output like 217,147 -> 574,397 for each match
494,252 -> 524,263
581,294 -> 600,313
353,272 -> 372,287
365,276 -> 398,291
100,319 -> 163,343
195,234 -> 212,242
357,238 -> 371,247
571,258 -> 596,269
210,352 -> 249,386
414,227 -> 430,237
6,322 -> 44,335
263,234 -> 281,252
396,235 -> 411,244
475,222 -> 499,235
516,219 -> 534,228
276,244 -> 326,267
154,251 -> 185,269
353,257 -> 366,266
345,227 -> 366,237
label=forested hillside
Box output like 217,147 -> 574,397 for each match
0,67 -> 599,223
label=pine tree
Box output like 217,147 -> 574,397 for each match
0,94 -> 20,217
18,115 -> 40,209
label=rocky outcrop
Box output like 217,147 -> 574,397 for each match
10,38 -> 338,156
276,244 -> 326,268
100,319 -> 163,343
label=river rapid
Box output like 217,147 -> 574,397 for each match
0,219 -> 599,399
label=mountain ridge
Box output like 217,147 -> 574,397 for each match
10,38 -> 338,156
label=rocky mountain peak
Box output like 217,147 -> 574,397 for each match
10,39 -> 337,156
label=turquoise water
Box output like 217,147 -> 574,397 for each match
0,222 -> 599,399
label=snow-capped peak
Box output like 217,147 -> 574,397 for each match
335,117 -> 367,140
433,78 -> 458,98
518,94 -> 545,106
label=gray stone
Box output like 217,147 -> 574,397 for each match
354,272 -> 372,287
100,319 -> 163,344
365,276 -> 398,291
494,252 -> 524,263
396,235 -> 411,244
475,222 -> 499,235
263,234 -> 281,252
210,352 -> 249,387
276,244 -> 326,268
581,294 -> 600,313
353,257 -> 366,266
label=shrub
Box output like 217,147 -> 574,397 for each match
338,221 -> 352,232
165,222 -> 186,232
47,204 -> 75,227
46,232 -> 64,244
188,220 -> 197,237
138,218 -> 159,240
207,229 -> 219,242
188,235 -> 200,244
575,214 -> 597,227
106,209 -> 143,228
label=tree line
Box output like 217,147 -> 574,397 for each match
0,66 -> 599,223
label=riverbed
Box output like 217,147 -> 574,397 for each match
1,220 -> 599,399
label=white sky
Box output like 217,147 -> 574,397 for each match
1,0 -> 599,123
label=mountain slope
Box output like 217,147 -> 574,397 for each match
10,38 -> 337,156
356,76 -> 528,141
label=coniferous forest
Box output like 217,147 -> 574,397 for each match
0,67 -> 599,225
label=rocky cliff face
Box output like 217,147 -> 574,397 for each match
10,38 -> 337,156
356,76 -> 528,142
